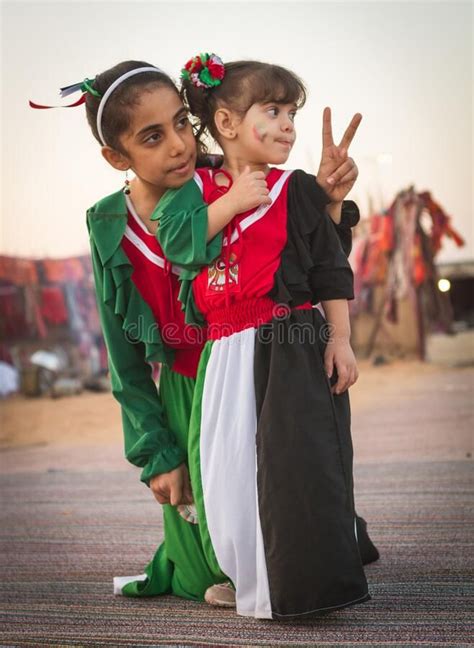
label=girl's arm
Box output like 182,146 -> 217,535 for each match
327,201 -> 343,225
287,170 -> 358,394
155,170 -> 271,268
90,239 -> 186,487
206,167 -> 272,240
327,199 -> 360,257
153,179 -> 223,270
320,299 -> 358,395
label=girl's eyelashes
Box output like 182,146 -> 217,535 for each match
265,106 -> 298,121
142,116 -> 190,145
177,115 -> 190,129
144,132 -> 162,145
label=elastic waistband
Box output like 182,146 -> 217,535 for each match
206,297 -> 312,340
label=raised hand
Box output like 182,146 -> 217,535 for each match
206,166 -> 272,240
316,107 -> 362,203
226,166 -> 272,213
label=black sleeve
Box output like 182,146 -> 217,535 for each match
334,200 -> 360,257
287,170 -> 354,302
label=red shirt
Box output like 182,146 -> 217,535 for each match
193,167 -> 293,317
121,197 -> 203,378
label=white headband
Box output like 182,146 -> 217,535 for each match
96,66 -> 165,146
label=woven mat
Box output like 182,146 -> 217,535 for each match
1,457 -> 472,647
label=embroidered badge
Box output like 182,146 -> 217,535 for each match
207,254 -> 239,293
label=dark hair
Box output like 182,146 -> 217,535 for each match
85,60 -> 179,151
181,60 -> 307,142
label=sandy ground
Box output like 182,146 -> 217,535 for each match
1,360 -> 473,475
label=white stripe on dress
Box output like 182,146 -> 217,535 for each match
193,172 -> 204,194
200,328 -> 273,619
223,170 -> 293,245
123,225 -> 182,276
125,195 -> 154,236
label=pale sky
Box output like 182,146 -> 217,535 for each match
1,0 -> 473,263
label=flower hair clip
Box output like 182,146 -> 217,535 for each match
181,53 -> 225,89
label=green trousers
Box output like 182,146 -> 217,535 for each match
121,364 -> 224,600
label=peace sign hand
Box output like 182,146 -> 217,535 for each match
316,107 -> 362,203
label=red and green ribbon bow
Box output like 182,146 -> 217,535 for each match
181,53 -> 225,89
29,78 -> 100,109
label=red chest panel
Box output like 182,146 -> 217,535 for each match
193,167 -> 293,316
121,200 -> 203,378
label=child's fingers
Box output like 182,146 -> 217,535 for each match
344,364 -> 358,391
333,166 -> 359,187
150,478 -> 169,504
153,490 -> 170,505
333,363 -> 350,394
183,475 -> 194,504
169,483 -> 181,507
322,106 -> 334,149
332,147 -> 348,164
338,113 -> 363,150
324,349 -> 335,380
353,365 -> 359,385
252,179 -> 269,190
182,488 -> 194,505
327,158 -> 356,185
350,364 -> 359,388
250,170 -> 267,180
345,366 -> 356,390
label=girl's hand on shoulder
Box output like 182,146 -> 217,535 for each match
227,166 -> 272,213
149,463 -> 194,507
324,338 -> 359,395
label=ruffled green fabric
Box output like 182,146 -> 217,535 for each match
152,178 -> 222,269
88,197 -> 173,367
87,190 -> 186,483
177,270 -> 206,326
153,177 -> 222,326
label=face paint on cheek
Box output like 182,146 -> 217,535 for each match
252,123 -> 267,142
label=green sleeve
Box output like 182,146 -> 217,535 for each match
152,178 -> 223,270
90,240 -> 186,485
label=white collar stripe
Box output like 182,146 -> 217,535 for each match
224,170 -> 293,245
123,225 -> 181,276
125,195 -> 154,236
193,172 -> 204,194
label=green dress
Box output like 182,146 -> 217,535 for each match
87,189 -> 225,600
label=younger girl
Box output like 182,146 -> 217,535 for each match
155,55 -> 373,619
